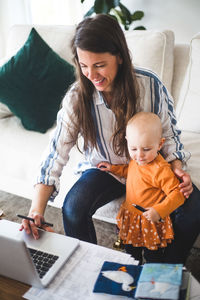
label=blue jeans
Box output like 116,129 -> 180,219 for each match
62,169 -> 200,263
124,245 -> 164,265
62,169 -> 125,243
164,183 -> 200,263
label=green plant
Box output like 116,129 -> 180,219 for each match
81,0 -> 146,30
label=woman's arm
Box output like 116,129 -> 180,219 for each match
20,184 -> 54,239
35,88 -> 78,201
20,87 -> 79,238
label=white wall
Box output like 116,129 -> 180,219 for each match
30,0 -> 85,26
1,0 -> 199,58
121,0 -> 200,44
0,0 -> 31,57
30,0 -> 200,44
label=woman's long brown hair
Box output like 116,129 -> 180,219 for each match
70,14 -> 139,158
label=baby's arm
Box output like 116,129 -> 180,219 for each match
97,161 -> 112,171
152,164 -> 185,219
97,162 -> 128,178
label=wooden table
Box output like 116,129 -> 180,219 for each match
1,235 -> 200,300
1,272 -> 200,300
0,275 -> 29,300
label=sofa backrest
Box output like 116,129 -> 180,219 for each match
6,25 -> 75,65
125,29 -> 174,92
6,24 -> 194,118
7,25 -> 175,92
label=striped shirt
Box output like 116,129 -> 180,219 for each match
36,67 -> 191,200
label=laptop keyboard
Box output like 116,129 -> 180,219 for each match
28,248 -> 59,278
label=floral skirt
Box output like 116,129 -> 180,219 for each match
117,208 -> 174,250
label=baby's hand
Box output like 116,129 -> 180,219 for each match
143,207 -> 161,222
97,161 -> 111,171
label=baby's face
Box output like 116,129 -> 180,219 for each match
126,127 -> 163,165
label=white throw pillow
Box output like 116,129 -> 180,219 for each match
125,30 -> 174,92
176,33 -> 200,132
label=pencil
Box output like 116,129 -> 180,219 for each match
17,214 -> 53,227
132,203 -> 147,212
132,204 -> 164,222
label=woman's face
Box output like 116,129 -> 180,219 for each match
77,48 -> 122,94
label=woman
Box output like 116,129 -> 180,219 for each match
21,14 -> 199,264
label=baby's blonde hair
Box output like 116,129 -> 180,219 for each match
126,112 -> 163,139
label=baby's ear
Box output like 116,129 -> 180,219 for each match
159,137 -> 165,150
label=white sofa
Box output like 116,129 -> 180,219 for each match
0,25 -> 200,226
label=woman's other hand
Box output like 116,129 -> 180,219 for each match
174,168 -> 193,198
170,159 -> 193,198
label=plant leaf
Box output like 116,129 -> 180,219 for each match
111,8 -> 130,30
133,25 -> 146,30
119,3 -> 132,23
113,0 -> 120,7
81,0 -> 146,31
132,10 -> 144,21
107,0 -> 120,11
112,9 -> 124,24
94,0 -> 110,14
108,13 -> 118,22
84,6 -> 95,17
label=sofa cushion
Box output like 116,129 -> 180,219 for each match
6,25 -> 75,65
0,102 -> 12,119
0,28 -> 75,133
125,30 -> 174,92
176,33 -> 200,132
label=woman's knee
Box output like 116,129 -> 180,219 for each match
62,190 -> 87,225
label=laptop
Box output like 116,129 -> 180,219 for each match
0,219 -> 79,288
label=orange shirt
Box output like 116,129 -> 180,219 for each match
110,154 -> 185,250
110,153 -> 185,219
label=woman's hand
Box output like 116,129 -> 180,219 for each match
19,183 -> 55,239
170,160 -> 193,198
173,168 -> 193,198
143,207 -> 161,222
97,161 -> 111,172
19,211 -> 54,240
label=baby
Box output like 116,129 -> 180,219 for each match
98,112 -> 185,263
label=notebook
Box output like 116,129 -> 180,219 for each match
135,263 -> 183,299
93,261 -> 142,298
0,219 -> 79,287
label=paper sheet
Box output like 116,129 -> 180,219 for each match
24,241 -> 138,300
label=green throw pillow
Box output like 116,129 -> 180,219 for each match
0,28 -> 75,133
